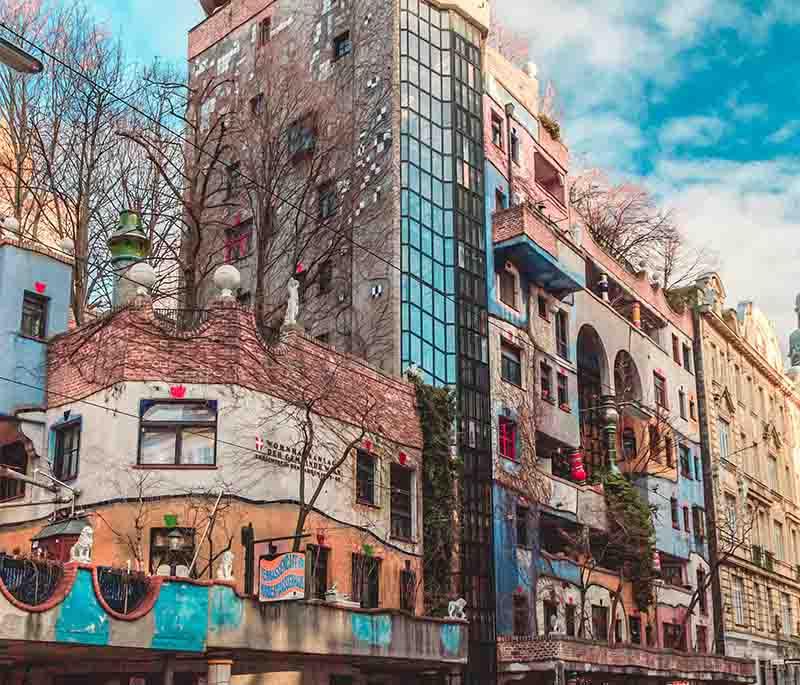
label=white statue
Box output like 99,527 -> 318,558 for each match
283,278 -> 300,327
70,526 -> 94,563
216,550 -> 234,581
405,363 -> 424,383
448,597 -> 467,620
550,612 -> 565,635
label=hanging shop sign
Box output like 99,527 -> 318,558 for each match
259,552 -> 306,602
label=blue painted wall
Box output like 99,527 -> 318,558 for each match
0,244 -> 71,413
151,581 -> 209,652
55,568 -> 110,646
639,438 -> 708,562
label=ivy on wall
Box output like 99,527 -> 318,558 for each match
603,471 -> 656,610
412,378 -> 459,617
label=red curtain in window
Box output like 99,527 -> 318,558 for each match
499,418 -> 516,460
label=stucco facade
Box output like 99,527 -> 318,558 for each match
694,274 -> 800,685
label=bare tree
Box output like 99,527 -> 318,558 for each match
571,170 -> 716,290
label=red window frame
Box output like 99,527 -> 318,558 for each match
499,417 -> 517,461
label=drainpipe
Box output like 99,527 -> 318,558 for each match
691,306 -> 726,655
505,103 -> 515,201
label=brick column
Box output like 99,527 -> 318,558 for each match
207,659 -> 233,685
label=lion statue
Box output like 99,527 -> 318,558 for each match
448,597 -> 467,620
70,526 -> 94,563
216,550 -> 235,581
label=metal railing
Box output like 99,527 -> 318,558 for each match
0,554 -> 62,606
96,566 -> 151,615
153,308 -> 211,333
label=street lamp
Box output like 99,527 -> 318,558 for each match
0,36 -> 43,74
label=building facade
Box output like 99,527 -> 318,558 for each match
693,274 -> 800,685
0,212 -> 468,684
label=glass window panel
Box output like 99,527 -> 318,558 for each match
410,305 -> 421,334
410,247 -> 421,274
402,305 -> 409,330
435,322 -> 445,350
433,263 -> 444,289
142,403 -> 215,423
421,145 -> 432,172
422,255 -> 433,284
409,191 -> 421,220
419,37 -> 430,64
423,313 -> 433,340
447,354 -> 456,384
409,164 -> 420,193
401,218 -> 409,244
423,342 -> 434,371
409,219 -> 421,248
446,325 -> 456,352
422,284 -> 434,310
421,198 -> 433,227
409,137 -> 420,166
433,234 -> 444,262
435,350 -> 445,380
140,430 -> 177,465
421,227 -> 433,255
434,292 -> 445,320
410,277 -> 421,305
410,335 -> 422,364
182,427 -> 215,465
401,189 -> 409,215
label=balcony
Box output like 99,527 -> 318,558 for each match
493,203 -> 584,298
0,564 -> 467,676
497,635 -> 755,683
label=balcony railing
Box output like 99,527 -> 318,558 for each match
153,308 -> 211,333
0,554 -> 62,606
96,566 -> 151,615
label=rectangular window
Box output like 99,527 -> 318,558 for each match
400,566 -> 416,613
226,161 -> 241,198
717,419 -> 730,460
768,456 -> 778,492
538,295 -> 548,320
557,373 -> 569,408
665,437 -> 675,467
318,260 -> 333,295
333,31 -> 352,60
693,506 -> 706,541
287,116 -> 316,157
565,604 -> 576,637
20,291 -> 48,339
516,505 -> 529,548
540,362 -> 552,401
501,342 -> 522,386
54,420 -> 80,481
149,527 -> 196,576
672,334 -> 681,363
555,311 -> 569,360
0,442 -> 26,501
498,269 -> 516,308
694,455 -> 702,481
319,183 -> 337,219
683,344 -> 692,372
680,445 -> 692,479
679,390 -> 687,419
654,373 -> 667,408
352,553 -> 380,609
258,17 -> 272,46
390,464 -> 413,540
662,558 -> 683,587
683,506 -> 690,533
356,449 -> 376,505
696,625 -> 708,653
510,128 -> 520,164
491,112 -> 504,148
697,569 -> 707,614
513,594 -> 529,635
306,545 -> 329,600
671,498 -> 679,529
649,425 -> 660,461
630,615 -> 642,644
782,592 -> 792,634
775,522 -> 784,560
224,222 -> 252,263
138,401 -> 217,466
689,398 -> 696,420
498,417 -> 517,461
592,605 -> 609,641
495,188 -> 508,210
663,622 -> 686,651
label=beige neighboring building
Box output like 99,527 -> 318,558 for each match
694,274 -> 800,685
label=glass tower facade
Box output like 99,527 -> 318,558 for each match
401,1 -> 495,681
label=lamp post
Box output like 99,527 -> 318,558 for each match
0,36 -> 43,74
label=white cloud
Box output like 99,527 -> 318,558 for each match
659,116 -> 727,148
767,121 -> 800,144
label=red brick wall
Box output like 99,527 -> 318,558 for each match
188,0 -> 275,59
47,302 -> 422,450
492,204 -> 558,258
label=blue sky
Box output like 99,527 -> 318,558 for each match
497,0 -> 800,353
95,0 -> 800,352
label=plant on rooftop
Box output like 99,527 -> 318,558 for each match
539,114 -> 561,141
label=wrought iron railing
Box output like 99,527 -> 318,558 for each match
96,566 -> 150,615
0,554 -> 63,606
153,308 -> 211,333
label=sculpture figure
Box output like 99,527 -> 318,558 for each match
216,550 -> 235,581
70,526 -> 94,563
284,277 -> 300,327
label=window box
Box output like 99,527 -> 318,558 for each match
138,400 -> 217,467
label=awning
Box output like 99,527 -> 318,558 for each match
32,519 -> 89,541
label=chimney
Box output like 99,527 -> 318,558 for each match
107,210 -> 151,306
